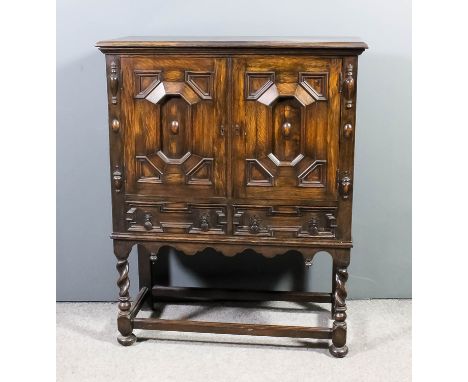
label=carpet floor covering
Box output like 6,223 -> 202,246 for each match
57,299 -> 411,382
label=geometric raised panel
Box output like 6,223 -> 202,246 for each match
251,83 -> 315,107
134,70 -> 161,98
129,62 -> 224,195
135,155 -> 164,184
236,58 -> 339,201
244,91 -> 328,189
160,96 -> 190,160
271,97 -> 303,162
186,158 -> 213,185
257,84 -> 280,106
117,56 -> 229,204
246,156 -> 327,189
243,77 -> 330,191
245,71 -> 329,107
156,151 -> 191,165
297,159 -> 327,188
185,71 -> 213,100
135,152 -> 216,187
299,72 -> 329,101
245,72 -> 275,100
246,159 -> 274,186
145,81 -> 200,105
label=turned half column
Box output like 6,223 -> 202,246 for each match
114,241 -> 136,346
329,264 -> 349,357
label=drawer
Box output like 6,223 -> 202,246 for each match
125,202 -> 227,235
232,205 -> 337,239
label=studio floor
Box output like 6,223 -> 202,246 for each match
56,299 -> 411,382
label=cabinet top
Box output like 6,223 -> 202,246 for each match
96,36 -> 368,53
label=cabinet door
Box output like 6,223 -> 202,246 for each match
121,57 -> 227,199
232,56 -> 341,201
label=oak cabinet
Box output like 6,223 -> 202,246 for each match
97,37 -> 367,357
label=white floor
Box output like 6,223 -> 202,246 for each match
57,300 -> 411,382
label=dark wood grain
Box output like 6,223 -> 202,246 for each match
100,37 -> 367,357
96,36 -> 367,50
133,318 -> 332,339
232,56 -> 341,202
137,245 -> 152,309
129,287 -> 148,320
96,37 -> 367,56
152,285 -> 332,303
97,35 -> 367,44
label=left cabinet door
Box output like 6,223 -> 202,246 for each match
121,56 -> 228,199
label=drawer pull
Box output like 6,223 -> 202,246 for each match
248,216 -> 261,234
170,120 -> 179,135
282,122 -> 292,138
199,214 -> 210,231
308,218 -> 319,235
144,213 -> 153,230
150,252 -> 158,262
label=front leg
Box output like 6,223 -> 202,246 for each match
114,240 -> 136,346
329,264 -> 349,357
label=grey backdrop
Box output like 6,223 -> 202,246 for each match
57,0 -> 411,300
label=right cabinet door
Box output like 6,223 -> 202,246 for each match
232,56 -> 342,201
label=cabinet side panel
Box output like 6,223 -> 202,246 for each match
105,54 -> 126,232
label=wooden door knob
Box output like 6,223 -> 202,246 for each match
282,122 -> 292,138
343,123 -> 353,138
170,120 -> 179,135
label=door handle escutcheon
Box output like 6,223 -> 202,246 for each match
234,124 -> 246,137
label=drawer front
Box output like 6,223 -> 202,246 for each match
125,202 -> 227,235
121,56 -> 228,199
233,205 -> 337,239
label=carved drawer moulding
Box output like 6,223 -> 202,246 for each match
125,202 -> 227,235
232,205 -> 337,238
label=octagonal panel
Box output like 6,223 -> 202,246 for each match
272,97 -> 303,163
160,96 -> 191,159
